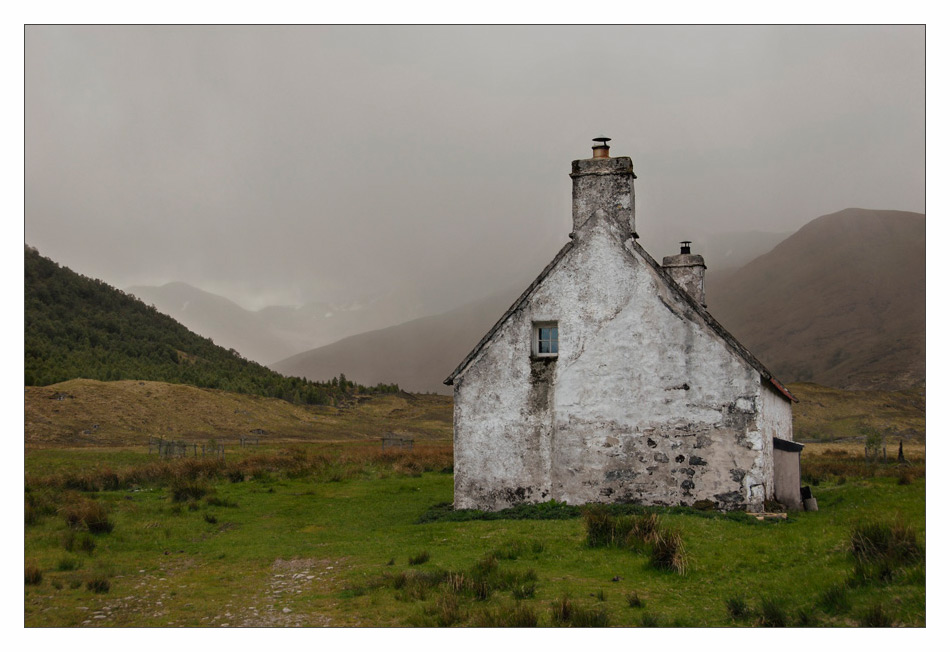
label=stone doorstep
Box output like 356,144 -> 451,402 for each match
746,512 -> 788,520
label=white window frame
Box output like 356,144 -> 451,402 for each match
532,321 -> 559,358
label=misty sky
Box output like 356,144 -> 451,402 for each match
25,25 -> 924,313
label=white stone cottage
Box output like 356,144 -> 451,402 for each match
444,139 -> 802,513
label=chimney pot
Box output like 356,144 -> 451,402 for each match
592,135 -> 611,159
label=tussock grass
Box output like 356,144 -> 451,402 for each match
550,596 -> 573,625
848,517 -> 922,585
640,612 -> 660,627
85,576 -> 110,594
626,591 -> 644,608
56,556 -> 81,572
62,530 -> 96,553
473,603 -> 538,627
725,595 -> 748,620
583,505 -> 687,574
60,495 -> 114,534
25,561 -> 42,585
818,584 -> 851,615
859,603 -> 893,627
756,597 -> 788,627
408,550 -> 430,566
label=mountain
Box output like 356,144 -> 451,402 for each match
127,282 -> 428,365
706,208 -> 924,390
272,289 -> 521,394
24,246 -> 396,405
273,208 -> 924,393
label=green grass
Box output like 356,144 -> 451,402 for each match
24,444 -> 925,627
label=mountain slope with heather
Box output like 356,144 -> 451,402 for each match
24,246 -> 396,405
705,208 -> 924,390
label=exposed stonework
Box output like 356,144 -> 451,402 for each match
447,141 -> 797,513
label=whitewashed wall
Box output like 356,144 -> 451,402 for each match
453,210 -> 777,512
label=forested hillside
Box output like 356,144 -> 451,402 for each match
24,246 -> 397,405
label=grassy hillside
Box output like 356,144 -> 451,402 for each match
25,246 -> 396,405
25,379 -> 452,448
788,382 -> 925,443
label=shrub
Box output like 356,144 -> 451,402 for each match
818,584 -> 851,615
859,603 -> 893,627
408,550 -> 430,566
725,595 -> 748,619
25,561 -> 42,585
757,597 -> 787,627
86,576 -> 111,593
626,592 -> 644,608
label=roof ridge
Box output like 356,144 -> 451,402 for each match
625,238 -> 797,402
443,240 -> 575,385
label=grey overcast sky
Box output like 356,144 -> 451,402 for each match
25,25 -> 924,312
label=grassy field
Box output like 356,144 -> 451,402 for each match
24,441 -> 925,627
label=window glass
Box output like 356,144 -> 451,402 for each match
538,326 -> 558,354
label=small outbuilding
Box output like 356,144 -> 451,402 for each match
445,138 -> 802,512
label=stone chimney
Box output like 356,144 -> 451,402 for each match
570,137 -> 637,239
662,241 -> 707,307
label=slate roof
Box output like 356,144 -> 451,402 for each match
444,233 -> 797,404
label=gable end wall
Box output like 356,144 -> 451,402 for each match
453,218 -> 775,512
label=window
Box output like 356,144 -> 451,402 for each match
533,322 -> 558,357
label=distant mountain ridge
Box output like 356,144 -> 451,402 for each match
126,282 -> 428,365
272,208 -> 924,393
271,289 -> 521,394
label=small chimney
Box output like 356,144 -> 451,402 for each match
662,241 -> 707,307
570,137 -> 637,238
